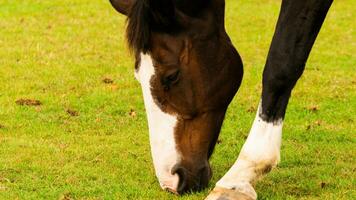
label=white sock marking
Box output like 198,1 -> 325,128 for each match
216,104 -> 283,199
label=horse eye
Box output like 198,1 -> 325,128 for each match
162,69 -> 180,90
166,69 -> 180,82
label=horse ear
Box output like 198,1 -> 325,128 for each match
109,0 -> 133,15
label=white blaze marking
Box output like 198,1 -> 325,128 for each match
137,53 -> 181,191
216,103 -> 283,199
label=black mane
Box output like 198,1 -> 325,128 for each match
126,0 -> 178,54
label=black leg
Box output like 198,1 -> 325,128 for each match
261,0 -> 333,122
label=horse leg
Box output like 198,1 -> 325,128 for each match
206,0 -> 333,199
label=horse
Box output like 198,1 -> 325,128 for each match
109,0 -> 333,199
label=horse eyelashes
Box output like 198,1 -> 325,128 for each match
162,69 -> 180,91
167,70 -> 180,83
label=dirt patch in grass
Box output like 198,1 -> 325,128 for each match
129,109 -> 136,117
59,193 -> 74,200
306,105 -> 319,112
306,120 -> 323,130
247,106 -> 256,113
102,77 -> 114,84
15,99 -> 42,106
66,109 -> 79,117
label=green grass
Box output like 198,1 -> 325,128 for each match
0,0 -> 355,199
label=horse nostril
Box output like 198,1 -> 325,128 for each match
170,164 -> 212,193
171,164 -> 187,194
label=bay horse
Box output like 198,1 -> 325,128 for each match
109,0 -> 333,199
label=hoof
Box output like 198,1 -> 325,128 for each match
205,187 -> 256,200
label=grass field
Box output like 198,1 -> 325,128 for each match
0,0 -> 355,199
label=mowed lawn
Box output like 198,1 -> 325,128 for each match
0,0 -> 355,199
